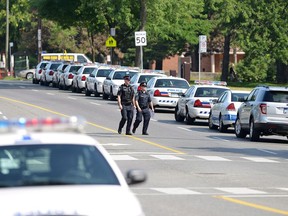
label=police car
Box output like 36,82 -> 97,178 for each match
175,80 -> 229,124
0,117 -> 146,216
146,76 -> 190,109
58,63 -> 83,90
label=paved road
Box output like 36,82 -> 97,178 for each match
1,80 -> 288,216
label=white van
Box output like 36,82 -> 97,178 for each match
41,53 -> 92,63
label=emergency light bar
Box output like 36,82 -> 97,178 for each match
0,116 -> 85,133
194,80 -> 227,86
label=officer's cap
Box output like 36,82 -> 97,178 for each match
140,82 -> 147,87
123,75 -> 130,80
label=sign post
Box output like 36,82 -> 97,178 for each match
199,35 -> 207,81
135,31 -> 147,70
105,36 -> 117,64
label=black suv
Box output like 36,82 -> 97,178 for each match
235,86 -> 288,141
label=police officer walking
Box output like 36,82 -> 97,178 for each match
117,75 -> 136,135
132,82 -> 154,135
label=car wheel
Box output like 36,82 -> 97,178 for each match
185,108 -> 195,125
174,105 -> 185,122
26,73 -> 33,80
94,84 -> 100,97
249,118 -> 260,141
85,87 -> 91,96
235,117 -> 247,138
208,114 -> 217,129
102,88 -> 109,99
218,115 -> 228,133
109,87 -> 116,101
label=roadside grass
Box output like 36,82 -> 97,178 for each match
2,76 -> 24,81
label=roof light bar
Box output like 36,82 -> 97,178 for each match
194,80 -> 227,86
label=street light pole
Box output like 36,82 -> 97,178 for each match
5,0 -> 9,73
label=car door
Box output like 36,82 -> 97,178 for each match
212,91 -> 228,124
87,69 -> 97,90
241,89 -> 259,126
178,87 -> 194,114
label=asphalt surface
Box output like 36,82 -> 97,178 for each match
1,80 -> 288,216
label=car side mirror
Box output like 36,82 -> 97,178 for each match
126,169 -> 147,185
212,99 -> 218,104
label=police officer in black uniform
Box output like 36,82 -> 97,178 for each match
132,82 -> 154,135
117,75 -> 136,135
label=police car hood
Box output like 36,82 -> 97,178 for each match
0,185 -> 144,216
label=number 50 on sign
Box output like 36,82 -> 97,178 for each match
135,31 -> 147,46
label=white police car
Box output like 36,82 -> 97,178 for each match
175,80 -> 229,124
0,117 -> 146,216
146,76 -> 190,109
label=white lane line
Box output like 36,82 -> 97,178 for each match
177,127 -> 191,132
196,156 -> 231,161
150,118 -> 157,122
90,102 -> 101,106
152,188 -> 201,195
67,97 -> 77,100
151,155 -> 185,160
111,155 -> 138,160
19,86 -> 26,89
101,143 -> 130,146
216,187 -> 267,194
242,157 -> 279,163
277,188 -> 288,192
209,137 -> 229,142
258,149 -> 277,155
32,89 -> 39,91
46,93 -> 55,96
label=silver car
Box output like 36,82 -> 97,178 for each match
235,86 -> 288,141
33,60 -> 49,84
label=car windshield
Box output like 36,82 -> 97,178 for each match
113,71 -> 138,79
0,144 -> 120,187
154,79 -> 189,89
97,69 -> 113,77
195,87 -> 227,97
138,75 -> 158,83
263,91 -> 288,103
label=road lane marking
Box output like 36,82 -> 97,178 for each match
150,118 -> 157,122
90,102 -> 101,106
177,126 -> 191,132
46,93 -> 55,96
209,136 -> 229,142
151,155 -> 185,160
0,96 -> 185,154
216,187 -> 267,194
32,89 -> 39,91
258,149 -> 277,155
101,143 -> 130,146
111,155 -> 138,160
19,86 -> 26,89
152,188 -> 201,195
215,196 -> 288,215
68,97 -> 77,100
196,156 -> 231,161
242,157 -> 279,163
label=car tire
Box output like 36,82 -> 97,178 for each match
235,117 -> 247,138
26,73 -> 33,80
249,118 -> 260,141
186,108 -> 195,124
208,114 -> 217,129
219,115 -> 228,133
102,88 -> 109,99
94,84 -> 100,97
85,87 -> 91,96
109,87 -> 116,101
174,105 -> 185,122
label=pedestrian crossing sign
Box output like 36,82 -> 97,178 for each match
106,36 -> 117,47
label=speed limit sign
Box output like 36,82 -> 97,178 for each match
135,31 -> 147,46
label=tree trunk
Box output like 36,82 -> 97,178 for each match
221,34 -> 231,81
135,0 -> 147,67
276,61 -> 288,83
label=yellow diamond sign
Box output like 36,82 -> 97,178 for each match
106,36 -> 117,47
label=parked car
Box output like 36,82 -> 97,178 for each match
71,64 -> 98,93
17,68 -> 35,80
40,61 -> 62,86
175,81 -> 229,124
0,116 -> 146,216
130,70 -> 167,93
235,85 -> 288,141
58,63 -> 83,90
85,65 -> 116,97
102,68 -> 139,100
51,62 -> 70,88
146,76 -> 190,110
33,60 -> 49,84
208,90 -> 250,132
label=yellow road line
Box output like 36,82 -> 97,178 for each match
0,96 -> 185,154
215,196 -> 288,215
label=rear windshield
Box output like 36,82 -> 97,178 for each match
69,66 -> 82,73
97,69 -> 113,77
50,63 -> 61,69
138,75 -> 159,83
40,63 -> 48,69
263,91 -> 288,103
154,79 -> 189,88
195,87 -> 227,97
0,144 -> 120,187
83,67 -> 96,74
231,93 -> 249,102
113,71 -> 137,79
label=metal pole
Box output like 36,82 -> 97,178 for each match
5,0 -> 9,73
140,46 -> 143,71
198,52 -> 201,81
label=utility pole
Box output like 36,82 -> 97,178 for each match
5,0 -> 9,73
37,18 -> 42,63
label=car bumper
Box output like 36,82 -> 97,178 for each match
222,114 -> 237,125
78,81 -> 86,89
255,122 -> 288,136
152,97 -> 179,108
189,107 -> 210,119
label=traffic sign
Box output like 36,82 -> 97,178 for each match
106,36 -> 117,47
135,31 -> 147,46
199,35 -> 207,53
